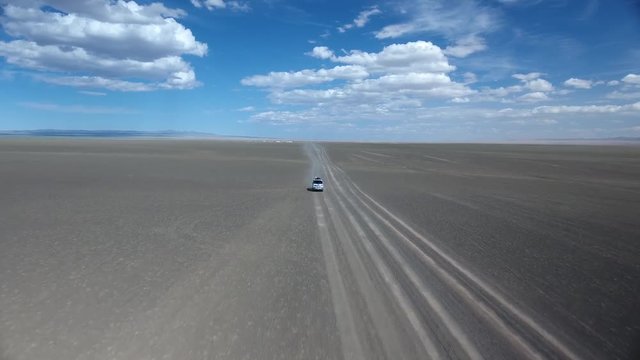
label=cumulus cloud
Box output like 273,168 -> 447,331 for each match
244,42 -> 460,89
600,74 -> 640,100
25,0 -> 187,23
622,74 -> 640,85
242,38 -> 638,135
0,1 -> 207,91
527,78 -> 554,92
564,78 -> 592,89
350,72 -> 471,96
242,41 -> 476,125
512,73 -> 553,92
471,73 -> 561,103
331,41 -> 455,74
373,0 -> 497,63
338,6 -> 381,33
300,41 -> 457,76
307,46 -> 335,60
241,65 -> 369,88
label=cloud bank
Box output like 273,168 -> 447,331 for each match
0,0 -> 207,91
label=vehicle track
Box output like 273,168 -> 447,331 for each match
307,143 -> 590,360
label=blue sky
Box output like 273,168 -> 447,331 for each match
0,0 -> 639,141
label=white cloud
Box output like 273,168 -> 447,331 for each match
532,102 -> 640,114
512,73 -> 553,92
160,69 -> 199,89
527,78 -> 554,92
444,35 -> 487,58
331,41 -> 455,74
350,72 -> 472,96
194,0 -> 224,9
307,46 -> 334,60
237,106 -> 255,112
518,92 -> 549,102
1,41 -> 195,80
513,72 -> 542,81
338,6 -> 381,32
247,98 -> 640,138
1,4 -> 206,60
622,74 -> 640,85
564,78 -> 592,89
490,101 -> 640,119
606,91 -> 640,100
79,90 -> 106,96
476,85 -> 523,101
244,41 -> 464,95
375,0 -> 500,39
354,6 -> 382,27
0,1 -> 207,91
243,41 -> 475,126
267,74 -> 474,105
191,0 -> 249,11
241,65 -> 369,88
250,110 -> 327,126
462,72 -> 477,84
242,39 -> 640,136
25,0 -> 187,23
375,23 -> 419,39
608,80 -> 620,86
39,75 -> 156,91
471,74 -> 560,103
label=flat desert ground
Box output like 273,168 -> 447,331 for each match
1,139 -> 638,359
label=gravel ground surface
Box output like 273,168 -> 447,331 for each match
0,139 -> 337,360
1,139 -> 638,359
323,142 -> 640,360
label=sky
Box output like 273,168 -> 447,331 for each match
0,0 -> 639,141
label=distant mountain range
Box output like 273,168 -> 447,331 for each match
1,130 -> 639,143
0,129 -> 225,138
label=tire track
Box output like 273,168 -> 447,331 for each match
313,195 -> 365,360
309,143 -> 475,359
323,187 -> 444,360
308,143 -> 589,360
